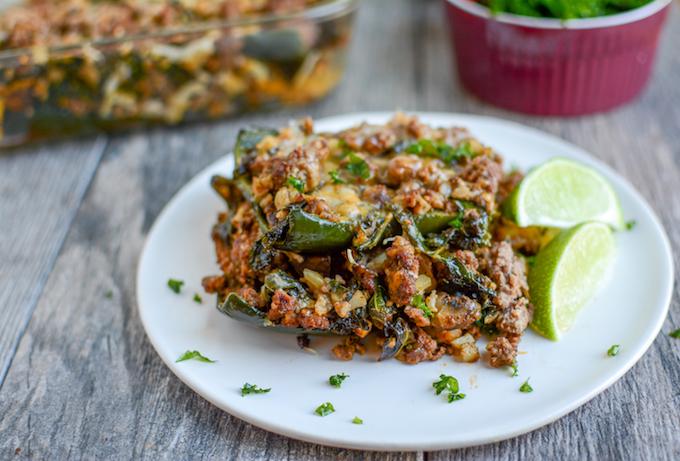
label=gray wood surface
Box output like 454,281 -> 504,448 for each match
0,0 -> 679,459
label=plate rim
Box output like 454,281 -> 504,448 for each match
136,111 -> 674,451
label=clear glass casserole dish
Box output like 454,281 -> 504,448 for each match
0,0 -> 358,147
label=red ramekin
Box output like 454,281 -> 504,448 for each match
444,0 -> 672,116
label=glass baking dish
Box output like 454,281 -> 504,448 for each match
0,0 -> 358,147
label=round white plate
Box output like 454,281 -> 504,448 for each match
137,113 -> 673,451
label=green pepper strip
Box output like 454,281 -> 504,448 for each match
264,207 -> 355,253
216,292 -> 350,336
392,206 -> 495,301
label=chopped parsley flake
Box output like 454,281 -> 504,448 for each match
241,383 -> 271,396
352,416 -> 363,425
328,170 -> 345,184
345,153 -> 371,179
193,293 -> 203,304
625,220 -> 637,231
167,278 -> 184,294
411,294 -> 433,319
509,361 -> 519,377
519,379 -> 533,393
448,210 -> 465,229
329,373 -> 349,388
406,139 -> 474,165
669,329 -> 680,339
286,176 -> 305,192
176,350 -> 215,363
433,374 -> 465,403
315,402 -> 335,416
607,344 -> 620,357
104,290 -> 113,299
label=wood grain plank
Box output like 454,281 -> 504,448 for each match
0,136 -> 106,385
0,0 -> 423,459
428,3 -> 680,461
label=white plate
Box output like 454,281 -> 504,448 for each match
137,113 -> 673,451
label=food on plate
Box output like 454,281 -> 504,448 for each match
0,0 -> 355,145
529,221 -> 615,341
203,113 -> 544,368
477,0 -> 654,19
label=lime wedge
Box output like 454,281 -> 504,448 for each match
506,158 -> 624,230
529,222 -> 615,340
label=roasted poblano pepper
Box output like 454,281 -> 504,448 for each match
368,285 -> 394,329
262,270 -> 312,304
256,206 -> 354,255
211,174 -> 269,232
380,317 -> 412,361
392,206 -> 495,301
233,127 -> 278,171
217,292 -> 342,335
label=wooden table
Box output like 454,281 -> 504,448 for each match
1,0 -> 679,458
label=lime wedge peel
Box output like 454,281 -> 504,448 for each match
507,158 -> 625,230
529,221 -> 616,341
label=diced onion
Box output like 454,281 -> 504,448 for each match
415,274 -> 432,293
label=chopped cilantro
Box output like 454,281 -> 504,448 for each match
669,329 -> 680,339
345,153 -> 371,179
433,374 -> 465,403
176,350 -> 215,363
328,170 -> 345,184
241,383 -> 271,396
448,393 -> 466,403
411,294 -> 433,318
448,210 -> 465,229
406,139 -> 474,165
315,402 -> 335,416
104,290 -> 113,299
509,361 -> 519,377
329,373 -> 349,388
519,379 -> 533,393
193,293 -> 203,304
625,220 -> 637,231
352,416 -> 363,425
286,176 -> 305,192
167,278 -> 184,294
607,344 -> 620,357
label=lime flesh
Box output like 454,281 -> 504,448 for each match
529,222 -> 615,341
507,158 -> 625,230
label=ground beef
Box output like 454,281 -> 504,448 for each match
433,293 -> 481,330
298,309 -> 330,330
456,155 -> 504,212
251,140 -> 328,200
236,287 -> 264,308
387,155 -> 423,184
385,236 -> 419,306
267,289 -> 297,323
498,170 -> 524,203
202,275 -> 226,294
213,204 -> 260,287
399,328 -> 445,364
349,263 -> 378,293
478,241 -> 530,312
454,249 -> 479,271
361,185 -> 392,205
477,241 -> 533,367
404,306 -> 431,327
486,335 -> 521,367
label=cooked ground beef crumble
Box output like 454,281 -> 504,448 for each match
204,113 -> 537,368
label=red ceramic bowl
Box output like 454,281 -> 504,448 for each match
444,0 -> 673,116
